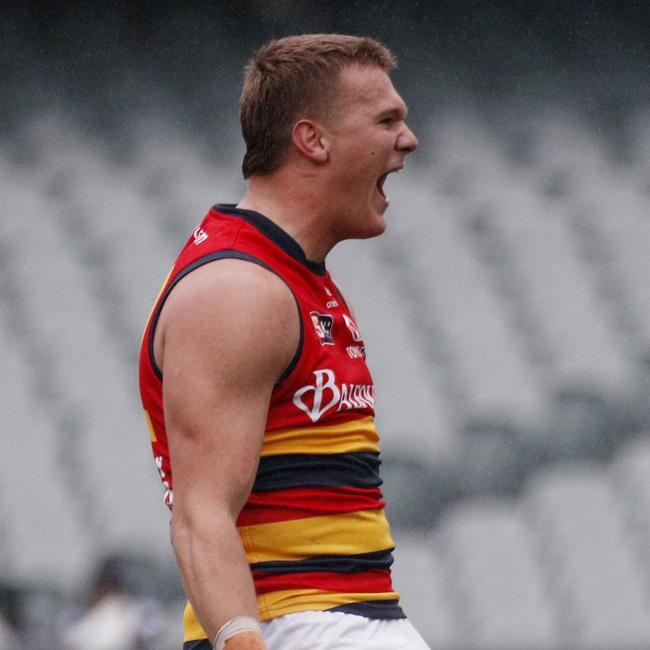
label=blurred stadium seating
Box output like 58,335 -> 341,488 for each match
2,104 -> 650,649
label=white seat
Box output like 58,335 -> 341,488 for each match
524,462 -> 650,648
612,433 -> 650,561
0,319 -> 93,590
387,173 -> 550,438
434,497 -> 559,649
390,532 -> 457,649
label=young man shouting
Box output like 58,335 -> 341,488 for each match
139,33 -> 427,650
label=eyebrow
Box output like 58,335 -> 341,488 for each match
377,105 -> 408,121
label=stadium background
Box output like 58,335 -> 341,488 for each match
2,1 -> 650,648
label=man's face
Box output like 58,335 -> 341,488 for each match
322,64 -> 418,240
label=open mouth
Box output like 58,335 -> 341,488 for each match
376,166 -> 402,201
376,173 -> 388,199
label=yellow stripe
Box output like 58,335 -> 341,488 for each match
239,509 -> 394,564
183,589 -> 401,641
183,602 -> 205,642
261,416 -> 379,456
143,410 -> 157,443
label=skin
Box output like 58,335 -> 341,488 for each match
238,63 -> 418,260
158,261 -> 298,650
156,63 -> 417,650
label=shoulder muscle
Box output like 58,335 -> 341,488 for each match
156,258 -> 299,385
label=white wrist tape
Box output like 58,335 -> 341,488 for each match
213,616 -> 262,650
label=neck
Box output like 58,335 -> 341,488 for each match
237,171 -> 337,263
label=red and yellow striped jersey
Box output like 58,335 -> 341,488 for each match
138,205 -> 403,643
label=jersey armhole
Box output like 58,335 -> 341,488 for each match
147,250 -> 304,386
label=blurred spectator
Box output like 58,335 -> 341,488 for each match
58,554 -> 164,650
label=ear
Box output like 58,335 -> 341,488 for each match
291,119 -> 329,164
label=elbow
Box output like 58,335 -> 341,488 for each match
170,510 -> 191,555
170,504 -> 238,553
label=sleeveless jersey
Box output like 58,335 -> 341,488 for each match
138,205 -> 404,644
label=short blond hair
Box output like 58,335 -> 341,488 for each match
240,34 -> 396,178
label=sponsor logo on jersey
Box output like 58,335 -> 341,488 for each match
193,226 -> 208,245
292,369 -> 374,422
310,311 -> 334,345
343,314 -> 363,342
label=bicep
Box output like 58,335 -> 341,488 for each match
159,260 -> 299,519
164,360 -> 272,520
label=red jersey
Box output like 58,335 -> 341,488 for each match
139,205 -> 403,643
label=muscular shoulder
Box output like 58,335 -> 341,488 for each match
155,258 -> 299,384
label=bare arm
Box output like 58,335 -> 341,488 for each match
156,259 -> 299,649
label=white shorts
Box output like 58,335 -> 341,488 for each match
261,611 -> 431,650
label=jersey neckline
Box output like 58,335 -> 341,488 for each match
215,204 -> 327,276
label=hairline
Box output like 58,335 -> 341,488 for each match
303,62 -> 396,126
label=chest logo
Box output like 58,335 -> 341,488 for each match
293,369 -> 340,422
293,369 -> 375,423
310,311 -> 334,345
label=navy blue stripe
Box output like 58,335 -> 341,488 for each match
216,204 -> 327,276
329,600 -> 406,620
183,641 -> 210,650
148,250 -> 303,386
253,452 -> 382,492
250,548 -> 394,575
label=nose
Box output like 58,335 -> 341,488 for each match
397,123 -> 418,154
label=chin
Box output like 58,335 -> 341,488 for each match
335,204 -> 388,242
368,209 -> 389,236
368,219 -> 388,238
351,216 -> 387,240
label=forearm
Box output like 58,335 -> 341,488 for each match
171,509 -> 266,649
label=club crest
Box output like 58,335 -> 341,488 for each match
310,311 -> 334,345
